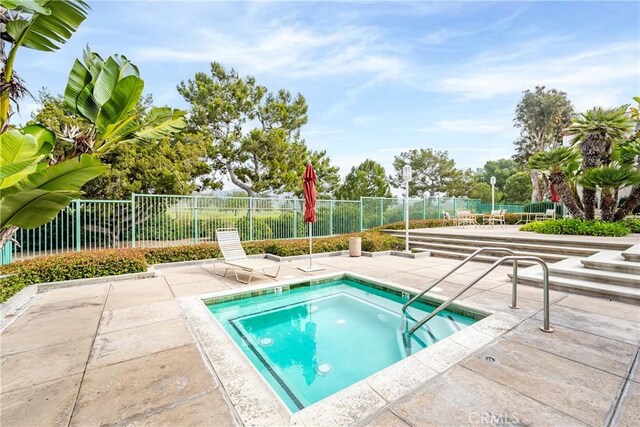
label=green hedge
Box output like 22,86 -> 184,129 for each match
520,219 -> 632,237
0,232 -> 402,302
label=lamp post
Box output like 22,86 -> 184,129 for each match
490,176 -> 496,211
403,165 -> 412,253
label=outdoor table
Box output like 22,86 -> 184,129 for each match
470,213 -> 485,226
514,212 -> 536,225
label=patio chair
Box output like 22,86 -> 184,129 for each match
484,209 -> 506,228
214,228 -> 281,284
534,209 -> 555,221
455,210 -> 476,227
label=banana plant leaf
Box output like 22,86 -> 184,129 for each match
0,189 -> 79,229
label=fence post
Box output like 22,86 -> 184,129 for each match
74,199 -> 81,251
329,200 -> 334,236
453,198 -> 457,216
194,195 -> 199,244
359,197 -> 364,232
293,200 -> 297,239
131,194 -> 136,248
379,198 -> 383,226
249,197 -> 254,241
423,197 -> 426,219
437,197 -> 441,219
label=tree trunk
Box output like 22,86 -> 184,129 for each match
530,170 -> 545,202
614,185 -> 640,221
549,173 -> 584,219
226,164 -> 256,197
0,226 -> 18,251
582,188 -> 597,220
600,194 -> 616,222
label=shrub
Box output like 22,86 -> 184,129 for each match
377,219 -> 456,230
0,232 -> 401,302
622,218 -> 640,233
520,219 -> 631,237
0,250 -> 147,303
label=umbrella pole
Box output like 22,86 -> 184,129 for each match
309,222 -> 313,267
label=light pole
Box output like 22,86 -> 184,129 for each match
490,176 -> 496,211
403,165 -> 412,253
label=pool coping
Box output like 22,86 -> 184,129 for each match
179,272 -> 529,426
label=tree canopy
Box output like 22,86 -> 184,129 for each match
335,159 -> 391,200
503,171 -> 533,203
475,158 -> 520,191
390,148 -> 467,197
177,62 -> 340,197
513,86 -> 575,201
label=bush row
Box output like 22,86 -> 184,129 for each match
519,219 -> 636,237
0,232 -> 402,302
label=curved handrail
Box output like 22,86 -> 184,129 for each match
402,247 -> 515,315
406,255 -> 552,337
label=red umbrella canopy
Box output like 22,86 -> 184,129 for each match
303,163 -> 317,223
550,183 -> 560,203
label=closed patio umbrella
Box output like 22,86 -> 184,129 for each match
299,162 -> 324,272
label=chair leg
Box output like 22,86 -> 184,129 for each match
233,267 -> 253,285
263,265 -> 281,279
214,261 -> 230,277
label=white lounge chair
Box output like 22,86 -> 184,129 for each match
214,228 -> 281,284
534,209 -> 555,221
456,210 -> 476,227
484,209 -> 506,228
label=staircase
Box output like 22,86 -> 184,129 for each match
513,245 -> 640,304
384,229 -> 632,264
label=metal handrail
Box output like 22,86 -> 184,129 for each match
406,255 -> 553,338
402,247 -> 515,316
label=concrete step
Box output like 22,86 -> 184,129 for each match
581,251 -> 640,275
389,233 -> 597,257
386,229 -> 633,251
622,245 -> 640,262
549,258 -> 640,288
416,248 -> 539,267
513,265 -> 640,304
408,241 -> 567,263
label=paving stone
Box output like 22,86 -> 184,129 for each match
32,283 -> 109,306
296,381 -> 386,427
1,297 -> 103,354
161,267 -> 217,286
425,281 -> 486,299
361,410 -> 411,427
224,371 -> 290,427
123,389 -> 236,426
384,271 -> 432,287
104,277 -> 174,310
70,345 -> 214,426
460,339 -> 623,425
535,305 -> 640,345
366,355 -> 438,402
88,318 -> 194,368
412,338 -> 473,373
1,338 -> 92,393
0,374 -> 82,427
391,366 -> 585,426
557,293 -> 640,323
615,380 -> 640,427
490,281 -> 565,302
504,318 -> 637,377
460,290 -> 542,314
98,300 -> 183,335
167,279 -> 231,297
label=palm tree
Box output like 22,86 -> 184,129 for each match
529,147 -> 584,218
581,164 -> 640,221
564,106 -> 635,219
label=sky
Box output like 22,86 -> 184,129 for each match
15,0 -> 640,189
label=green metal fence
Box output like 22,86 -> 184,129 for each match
4,193 -> 556,264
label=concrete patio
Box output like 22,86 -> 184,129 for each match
1,254 -> 639,426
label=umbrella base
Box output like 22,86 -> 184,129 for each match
298,265 -> 325,272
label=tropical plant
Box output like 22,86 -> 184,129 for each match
60,46 -> 186,160
529,147 -> 584,218
580,164 -> 640,221
0,0 -> 90,126
0,126 -> 106,246
564,106 -> 635,219
512,86 -> 575,201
